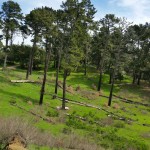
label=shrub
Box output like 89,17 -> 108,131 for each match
113,121 -> 125,128
62,127 -> 72,134
9,100 -> 16,105
46,110 -> 59,117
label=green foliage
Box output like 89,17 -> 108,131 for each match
9,99 -> 16,105
62,127 -> 72,134
46,110 -> 59,117
8,44 -> 44,69
0,0 -> 23,46
66,111 -> 91,130
113,120 -> 125,128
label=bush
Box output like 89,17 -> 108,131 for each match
46,110 -> 59,117
62,127 -> 72,134
113,121 -> 125,128
66,112 -> 91,130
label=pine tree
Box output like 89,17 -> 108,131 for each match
0,0 -> 22,69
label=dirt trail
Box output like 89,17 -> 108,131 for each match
0,66 -> 17,70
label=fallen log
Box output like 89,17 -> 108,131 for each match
99,94 -> 150,107
113,94 -> 150,107
51,94 -> 134,122
11,80 -> 35,83
53,94 -> 150,127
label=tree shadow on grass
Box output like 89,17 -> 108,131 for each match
0,89 -> 38,104
118,84 -> 150,103
67,74 -> 97,89
0,75 -> 23,88
66,73 -> 113,95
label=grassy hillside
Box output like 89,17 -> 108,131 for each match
0,67 -> 150,150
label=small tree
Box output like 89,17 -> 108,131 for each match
25,8 -> 45,79
38,7 -> 55,105
60,0 -> 84,109
108,18 -> 131,106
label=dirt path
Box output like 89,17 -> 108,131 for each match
0,65 -> 17,70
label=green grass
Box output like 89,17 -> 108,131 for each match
0,67 -> 150,150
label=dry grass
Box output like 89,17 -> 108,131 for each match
100,117 -> 114,126
92,83 -> 97,90
67,85 -> 74,94
0,117 -> 56,148
78,90 -> 100,100
112,103 -> 120,109
0,117 -> 103,150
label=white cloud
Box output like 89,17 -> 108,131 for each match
109,0 -> 150,24
15,0 -> 65,14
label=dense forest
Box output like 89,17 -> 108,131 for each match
0,0 -> 150,150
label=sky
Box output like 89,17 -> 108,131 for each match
0,0 -> 150,45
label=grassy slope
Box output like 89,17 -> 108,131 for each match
0,67 -> 150,149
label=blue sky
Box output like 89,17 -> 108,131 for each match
0,0 -> 150,24
0,0 -> 150,44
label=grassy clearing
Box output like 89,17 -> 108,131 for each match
0,68 -> 150,149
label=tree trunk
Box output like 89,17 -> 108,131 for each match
109,72 -> 112,84
84,58 -> 87,76
26,49 -> 32,80
26,38 -> 36,79
29,49 -> 34,75
137,72 -> 142,85
3,34 -> 9,70
108,69 -> 115,106
132,72 -> 136,84
39,49 -> 51,105
96,58 -> 100,70
97,70 -> 102,91
53,60 -> 55,68
55,54 -> 60,94
10,31 -> 13,47
84,44 -> 88,76
62,70 -> 67,110
107,62 -> 111,73
3,54 -> 8,70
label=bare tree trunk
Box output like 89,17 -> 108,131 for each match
84,57 -> 87,76
62,70 -> 67,110
107,62 -> 111,73
26,38 -> 36,79
10,30 -> 13,47
108,69 -> 115,106
132,71 -> 136,84
29,49 -> 34,75
55,54 -> 60,94
97,69 -> 102,91
3,54 -> 8,70
39,47 -> 51,105
53,60 -> 56,68
96,58 -> 100,70
84,44 -> 88,76
137,72 -> 142,85
109,72 -> 112,84
26,49 -> 32,80
3,34 -> 9,70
